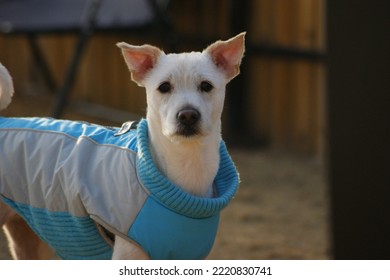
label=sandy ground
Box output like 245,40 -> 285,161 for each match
0,94 -> 330,260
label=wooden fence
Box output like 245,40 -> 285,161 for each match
247,0 -> 325,155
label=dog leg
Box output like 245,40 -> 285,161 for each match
3,214 -> 54,260
112,235 -> 150,260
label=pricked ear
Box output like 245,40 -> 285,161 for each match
117,42 -> 163,86
205,32 -> 246,80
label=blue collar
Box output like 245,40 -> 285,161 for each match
136,119 -> 239,218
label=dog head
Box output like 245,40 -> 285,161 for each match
117,33 -> 245,142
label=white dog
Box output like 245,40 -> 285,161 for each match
0,33 -> 245,260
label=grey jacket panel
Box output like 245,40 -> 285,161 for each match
0,124 -> 149,235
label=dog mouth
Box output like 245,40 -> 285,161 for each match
176,124 -> 200,137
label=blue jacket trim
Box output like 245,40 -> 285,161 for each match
2,197 -> 112,260
0,117 -> 138,152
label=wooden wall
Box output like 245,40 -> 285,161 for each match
247,0 -> 325,155
0,0 -> 325,156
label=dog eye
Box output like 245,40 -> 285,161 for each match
200,81 -> 213,92
158,82 -> 172,93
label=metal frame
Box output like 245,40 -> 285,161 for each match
0,0 -> 176,118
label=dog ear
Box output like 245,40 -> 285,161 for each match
205,32 -> 246,80
117,43 -> 162,86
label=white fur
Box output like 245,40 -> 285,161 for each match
0,63 -> 14,111
0,33 -> 245,259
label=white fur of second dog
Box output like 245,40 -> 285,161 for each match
0,63 -> 14,111
0,33 -> 245,260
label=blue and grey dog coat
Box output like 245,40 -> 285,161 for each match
0,117 -> 239,259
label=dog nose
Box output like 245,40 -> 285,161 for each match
177,109 -> 200,126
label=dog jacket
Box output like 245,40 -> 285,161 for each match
0,117 -> 239,259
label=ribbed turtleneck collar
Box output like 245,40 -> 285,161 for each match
136,119 -> 239,218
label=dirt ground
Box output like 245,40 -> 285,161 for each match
0,93 -> 331,260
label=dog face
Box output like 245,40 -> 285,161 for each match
117,33 -> 245,142
143,51 -> 227,141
